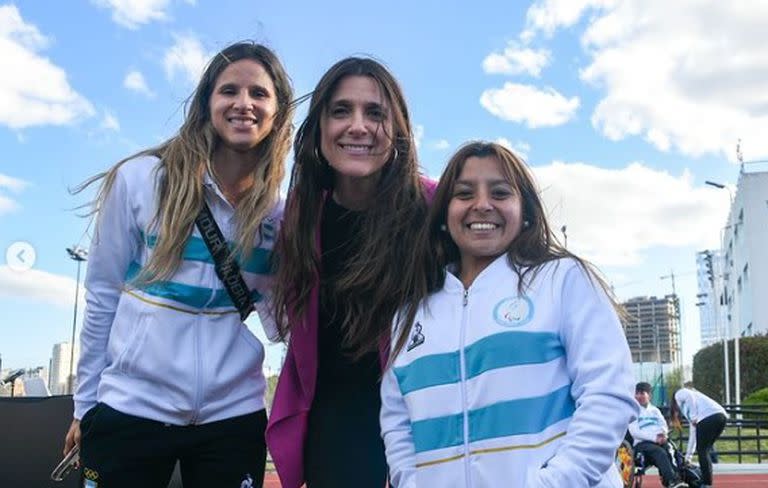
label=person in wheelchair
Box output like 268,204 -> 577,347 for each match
628,382 -> 688,488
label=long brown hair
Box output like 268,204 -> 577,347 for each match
392,141 -> 623,359
273,57 -> 427,359
670,391 -> 683,431
75,41 -> 295,281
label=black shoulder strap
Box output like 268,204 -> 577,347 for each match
195,202 -> 254,321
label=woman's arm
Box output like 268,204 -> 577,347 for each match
73,167 -> 139,420
380,365 -> 417,488
533,262 -> 637,487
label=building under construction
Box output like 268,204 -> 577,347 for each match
622,295 -> 681,365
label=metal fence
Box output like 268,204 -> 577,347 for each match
673,404 -> 768,464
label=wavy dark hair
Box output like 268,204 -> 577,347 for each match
392,141 -> 623,359
273,57 -> 428,359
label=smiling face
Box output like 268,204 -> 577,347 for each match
447,155 -> 524,278
209,59 -> 277,154
319,75 -> 394,184
635,390 -> 651,407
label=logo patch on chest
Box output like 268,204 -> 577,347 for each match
407,322 -> 425,351
493,296 -> 534,327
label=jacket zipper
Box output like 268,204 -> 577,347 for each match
460,287 -> 471,488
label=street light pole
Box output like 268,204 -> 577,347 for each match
705,179 -> 738,406
66,246 -> 87,395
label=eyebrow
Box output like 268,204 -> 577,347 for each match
217,81 -> 272,93
454,178 -> 511,186
329,99 -> 387,110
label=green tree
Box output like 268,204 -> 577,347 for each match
265,374 -> 279,412
692,334 -> 768,404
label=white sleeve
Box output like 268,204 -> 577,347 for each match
253,200 -> 283,342
380,365 -> 417,488
686,422 -> 697,461
533,263 -> 638,488
656,407 -> 669,436
73,169 -> 139,420
254,288 -> 280,342
675,390 -> 697,460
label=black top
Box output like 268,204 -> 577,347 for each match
304,196 -> 387,487
316,197 -> 380,389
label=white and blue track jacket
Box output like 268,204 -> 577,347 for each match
628,402 -> 668,445
73,156 -> 280,425
674,388 -> 727,460
381,256 -> 637,487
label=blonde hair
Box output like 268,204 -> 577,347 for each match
76,41 -> 295,282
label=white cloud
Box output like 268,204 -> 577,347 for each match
0,195 -> 18,214
413,124 -> 424,149
580,1 -> 768,159
432,139 -> 450,150
0,173 -> 29,216
522,0 -> 614,40
480,83 -> 579,128
0,265 -> 85,308
532,161 -> 729,267
0,5 -> 94,129
163,34 -> 210,85
482,43 -> 551,77
521,0 -> 768,160
101,111 -> 120,131
495,138 -> 531,161
0,173 -> 28,193
91,0 -> 172,29
123,70 -> 154,97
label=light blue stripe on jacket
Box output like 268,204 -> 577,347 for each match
394,331 -> 564,395
411,384 -> 575,453
125,262 -> 262,309
143,233 -> 272,274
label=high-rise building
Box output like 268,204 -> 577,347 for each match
696,250 -> 721,348
622,295 -> 681,365
48,342 -> 79,395
717,168 -> 768,338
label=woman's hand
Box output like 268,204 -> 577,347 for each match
63,419 -> 81,456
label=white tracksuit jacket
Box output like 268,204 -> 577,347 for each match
381,256 -> 637,487
674,388 -> 727,460
73,156 -> 279,424
628,403 -> 668,445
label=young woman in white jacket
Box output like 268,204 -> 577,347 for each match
61,41 -> 295,488
672,387 -> 727,487
381,141 -> 637,487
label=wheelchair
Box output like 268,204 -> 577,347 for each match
616,438 -> 702,488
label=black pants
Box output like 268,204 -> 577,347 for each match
697,413 -> 727,484
304,387 -> 387,487
80,403 -> 267,488
635,441 -> 680,486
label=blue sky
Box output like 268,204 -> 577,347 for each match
1,0 -> 766,374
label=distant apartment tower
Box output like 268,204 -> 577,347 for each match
717,167 -> 768,338
49,342 -> 79,395
696,250 -> 721,348
622,295 -> 681,364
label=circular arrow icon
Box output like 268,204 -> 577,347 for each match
6,241 -> 36,272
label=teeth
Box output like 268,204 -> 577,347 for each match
341,144 -> 371,153
229,118 -> 256,125
469,223 -> 497,230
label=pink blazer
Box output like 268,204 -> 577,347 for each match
266,178 -> 437,488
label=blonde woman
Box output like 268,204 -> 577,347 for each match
61,41 -> 294,488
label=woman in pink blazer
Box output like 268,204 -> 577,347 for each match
267,57 -> 434,488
